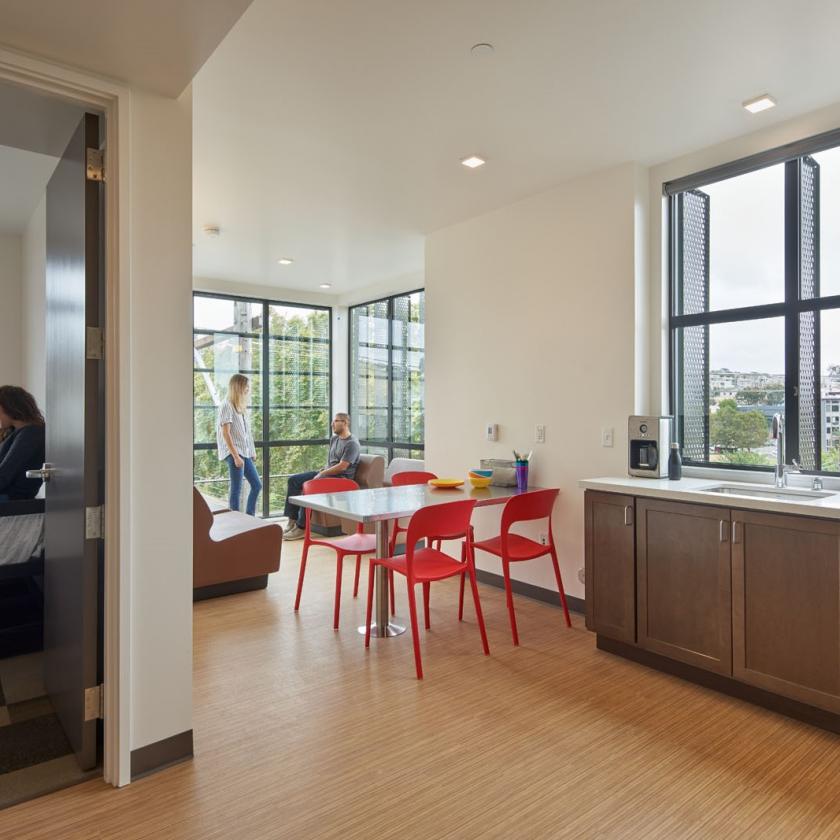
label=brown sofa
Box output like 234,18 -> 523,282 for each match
310,453 -> 386,536
193,488 -> 283,601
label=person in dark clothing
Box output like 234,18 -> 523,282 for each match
0,386 -> 46,500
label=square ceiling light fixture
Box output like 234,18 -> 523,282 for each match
461,155 -> 486,169
743,94 -> 776,114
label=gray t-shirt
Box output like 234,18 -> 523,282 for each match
328,434 -> 361,479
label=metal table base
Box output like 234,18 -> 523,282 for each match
358,519 -> 406,638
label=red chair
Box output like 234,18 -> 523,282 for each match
294,477 -> 376,629
365,499 -> 489,679
388,471 -> 438,556
467,489 -> 570,645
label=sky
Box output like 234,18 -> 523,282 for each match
705,145 -> 840,377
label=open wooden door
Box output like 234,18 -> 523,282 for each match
41,112 -> 103,770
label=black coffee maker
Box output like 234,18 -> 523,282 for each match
628,416 -> 674,478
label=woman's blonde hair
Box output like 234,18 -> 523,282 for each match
227,374 -> 250,414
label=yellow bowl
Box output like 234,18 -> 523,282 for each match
469,474 -> 492,489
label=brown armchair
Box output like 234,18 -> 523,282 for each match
193,488 -> 283,601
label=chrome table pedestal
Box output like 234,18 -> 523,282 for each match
358,519 -> 405,638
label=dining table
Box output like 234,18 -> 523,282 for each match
289,482 -> 538,638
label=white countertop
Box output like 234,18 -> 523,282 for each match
578,475 -> 840,521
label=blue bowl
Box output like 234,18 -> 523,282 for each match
470,469 -> 493,478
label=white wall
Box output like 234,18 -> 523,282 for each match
0,233 -> 22,386
425,163 -> 645,597
21,195 -> 46,405
648,100 -> 840,414
128,87 -> 194,753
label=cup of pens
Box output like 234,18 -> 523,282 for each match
513,449 -> 531,492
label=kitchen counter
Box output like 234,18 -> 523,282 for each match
578,475 -> 840,521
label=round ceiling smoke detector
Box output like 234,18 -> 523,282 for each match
202,224 -> 221,238
470,43 -> 495,56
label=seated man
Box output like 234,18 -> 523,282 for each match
283,413 -> 361,540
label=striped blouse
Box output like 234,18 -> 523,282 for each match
217,401 -> 257,462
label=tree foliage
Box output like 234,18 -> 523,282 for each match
710,400 -> 769,452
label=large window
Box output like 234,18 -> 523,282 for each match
349,290 -> 424,461
669,133 -> 840,472
193,293 -> 331,516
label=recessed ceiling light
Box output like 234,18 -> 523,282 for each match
277,258 -> 294,265
743,94 -> 776,114
461,155 -> 486,169
320,283 -> 332,289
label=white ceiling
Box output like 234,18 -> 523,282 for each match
0,0 -> 254,97
0,144 -> 58,234
174,1 -> 840,293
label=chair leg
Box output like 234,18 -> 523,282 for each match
389,570 -> 396,616
353,554 -> 361,597
333,554 -> 344,630
364,560 -> 376,647
294,540 -> 310,611
466,567 -> 490,655
458,542 -> 466,621
422,581 -> 431,630
406,582 -> 424,679
502,558 -> 520,646
549,544 -> 572,628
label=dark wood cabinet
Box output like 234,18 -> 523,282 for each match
732,510 -> 840,713
636,498 -> 732,675
584,491 -> 636,643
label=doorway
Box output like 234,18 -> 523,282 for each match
0,80 -> 106,809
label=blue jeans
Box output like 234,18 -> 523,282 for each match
226,455 -> 262,516
283,470 -> 319,527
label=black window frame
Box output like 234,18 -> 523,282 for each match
193,290 -> 333,517
348,289 -> 425,463
667,126 -> 840,475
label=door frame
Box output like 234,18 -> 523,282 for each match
0,48 -> 131,786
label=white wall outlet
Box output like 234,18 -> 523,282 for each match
486,423 -> 498,442
601,427 -> 614,448
535,424 -> 546,444
577,567 -> 586,584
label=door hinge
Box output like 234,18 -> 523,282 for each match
85,505 -> 105,540
86,148 -> 105,182
86,326 -> 104,360
84,684 -> 104,721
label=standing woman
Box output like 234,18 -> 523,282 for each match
217,374 -> 262,516
0,386 -> 46,500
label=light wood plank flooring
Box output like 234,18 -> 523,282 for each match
4,538 -> 840,839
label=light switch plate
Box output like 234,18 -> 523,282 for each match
486,423 -> 498,442
535,424 -> 546,444
601,427 -> 614,448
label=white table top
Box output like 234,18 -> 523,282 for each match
289,483 -> 538,523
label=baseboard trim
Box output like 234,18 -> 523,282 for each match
474,569 -> 584,614
597,635 -> 840,736
193,575 -> 269,602
130,730 -> 194,780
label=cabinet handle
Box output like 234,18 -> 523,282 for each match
624,505 -> 634,526
719,520 -> 728,543
732,521 -> 742,544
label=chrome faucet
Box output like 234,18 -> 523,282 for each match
771,414 -> 800,488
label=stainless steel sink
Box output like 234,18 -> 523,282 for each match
698,483 -> 837,503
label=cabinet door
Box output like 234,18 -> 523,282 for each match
637,498 -> 732,675
732,510 -> 840,713
584,491 -> 636,643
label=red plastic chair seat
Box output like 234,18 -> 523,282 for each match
377,547 -> 467,582
472,533 -> 547,562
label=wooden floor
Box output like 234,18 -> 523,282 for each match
4,539 -> 840,839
